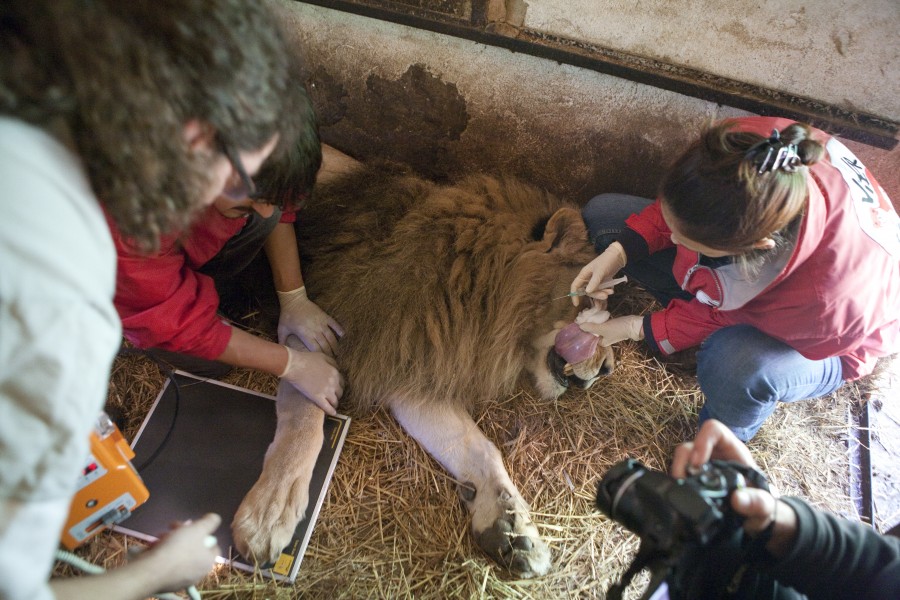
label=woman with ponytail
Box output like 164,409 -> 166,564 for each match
572,117 -> 899,441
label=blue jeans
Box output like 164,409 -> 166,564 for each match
582,193 -> 845,441
696,326 -> 844,441
582,193 -> 692,306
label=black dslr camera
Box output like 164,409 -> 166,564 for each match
596,458 -> 772,600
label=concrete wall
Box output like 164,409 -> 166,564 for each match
525,0 -> 899,123
274,1 -> 899,208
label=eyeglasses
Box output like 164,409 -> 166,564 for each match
219,138 -> 260,201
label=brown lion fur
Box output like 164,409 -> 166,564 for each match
296,162 -> 598,412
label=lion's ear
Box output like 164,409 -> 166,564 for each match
542,207 -> 589,253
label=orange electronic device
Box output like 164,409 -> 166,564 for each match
61,413 -> 150,550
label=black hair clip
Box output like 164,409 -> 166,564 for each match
746,129 -> 800,174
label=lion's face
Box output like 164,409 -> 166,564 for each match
519,210 -> 616,400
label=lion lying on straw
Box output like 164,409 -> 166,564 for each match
231,154 -> 614,577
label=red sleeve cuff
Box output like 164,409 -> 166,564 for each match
279,209 -> 297,224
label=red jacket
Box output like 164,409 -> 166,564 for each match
110,206 -> 297,360
626,117 -> 900,380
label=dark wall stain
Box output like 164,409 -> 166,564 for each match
313,63 -> 470,180
306,65 -> 349,128
305,60 -> 678,204
584,124 -> 683,201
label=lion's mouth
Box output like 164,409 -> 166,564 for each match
546,347 -> 606,390
553,322 -> 599,364
546,346 -> 571,389
548,323 -> 614,390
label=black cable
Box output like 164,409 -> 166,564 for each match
132,366 -> 182,473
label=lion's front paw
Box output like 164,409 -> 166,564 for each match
231,472 -> 311,564
472,490 -> 551,578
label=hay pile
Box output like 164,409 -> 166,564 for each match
62,288 -> 858,599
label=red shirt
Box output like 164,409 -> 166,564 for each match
110,205 -> 296,359
628,117 -> 899,380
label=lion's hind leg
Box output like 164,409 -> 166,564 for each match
389,399 -> 551,577
231,379 -> 325,564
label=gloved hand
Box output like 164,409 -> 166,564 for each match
277,286 -> 344,357
279,344 -> 344,415
578,314 -> 644,347
570,242 -> 627,306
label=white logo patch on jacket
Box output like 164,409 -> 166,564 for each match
827,138 -> 900,258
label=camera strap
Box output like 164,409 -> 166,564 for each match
607,543 -> 677,600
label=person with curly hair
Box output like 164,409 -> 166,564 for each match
0,1 -> 294,598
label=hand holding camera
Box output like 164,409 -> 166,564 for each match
595,420 -> 785,600
672,420 -> 798,559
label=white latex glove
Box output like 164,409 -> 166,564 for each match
280,343 -> 344,416
578,314 -> 644,347
575,305 -> 611,326
277,286 -> 344,357
570,242 -> 627,305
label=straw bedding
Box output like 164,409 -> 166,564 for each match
59,285 -> 858,599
